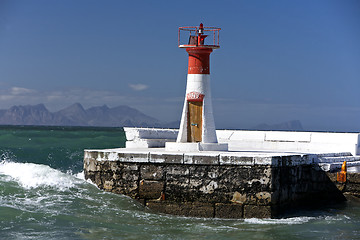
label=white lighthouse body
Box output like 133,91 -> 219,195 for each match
166,24 -> 228,152
177,74 -> 217,143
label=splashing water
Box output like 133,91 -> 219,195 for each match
0,161 -> 78,190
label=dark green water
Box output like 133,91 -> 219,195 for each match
1,126 -> 359,240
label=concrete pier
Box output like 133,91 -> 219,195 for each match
83,147 -> 359,218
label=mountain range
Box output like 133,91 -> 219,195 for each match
0,103 -> 172,128
0,103 -> 304,131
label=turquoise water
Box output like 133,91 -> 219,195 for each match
1,126 -> 360,240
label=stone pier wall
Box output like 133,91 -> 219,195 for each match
83,150 -> 349,218
326,172 -> 360,198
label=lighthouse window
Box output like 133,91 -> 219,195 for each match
188,36 -> 197,45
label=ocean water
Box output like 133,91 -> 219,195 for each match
1,126 -> 360,240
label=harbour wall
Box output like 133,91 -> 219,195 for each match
83,150 -> 356,218
124,127 -> 360,156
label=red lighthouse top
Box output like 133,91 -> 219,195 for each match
178,23 -> 221,49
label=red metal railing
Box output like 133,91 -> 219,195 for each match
178,25 -> 221,48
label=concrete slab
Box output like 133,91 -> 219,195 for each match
149,152 -> 184,164
84,147 -> 319,167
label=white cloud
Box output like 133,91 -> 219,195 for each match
10,87 -> 35,95
0,86 -> 168,113
128,83 -> 149,91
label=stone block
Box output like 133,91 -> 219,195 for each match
84,170 -> 97,184
184,153 -> 219,165
96,151 -> 119,161
94,172 -> 103,188
146,201 -> 214,218
98,160 -> 118,172
149,153 -> 184,164
271,191 -> 280,205
135,198 -> 146,206
311,168 -> 328,182
110,161 -> 122,172
189,165 -> 218,179
84,151 -> 97,161
301,167 -> 312,181
165,165 -> 190,181
348,173 -> 360,183
118,152 -> 149,163
215,203 -> 243,219
113,180 -> 138,198
253,157 -> 273,166
101,171 -> 114,182
189,178 -> 204,188
122,163 -> 139,171
140,165 -> 164,180
122,169 -> 139,182
199,180 -> 219,195
291,182 -> 310,193
345,183 -> 360,193
278,187 -> 290,203
218,167 -> 259,193
139,180 -> 164,199
255,191 -> 272,205
335,183 -> 346,191
219,154 -> 253,165
270,168 -> 281,191
230,191 -> 265,205
165,184 -> 192,202
103,180 -> 114,191
302,154 -> 318,165
243,205 -> 272,218
245,168 -> 272,192
230,191 -> 248,204
84,157 -> 98,172
282,155 -> 305,166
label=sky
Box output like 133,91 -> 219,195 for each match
0,0 -> 359,132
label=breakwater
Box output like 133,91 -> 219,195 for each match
2,125 -> 360,239
83,149 -> 359,218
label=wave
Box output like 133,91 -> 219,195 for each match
244,216 -> 316,225
0,160 -> 83,191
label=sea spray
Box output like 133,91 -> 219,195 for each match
0,161 -> 79,190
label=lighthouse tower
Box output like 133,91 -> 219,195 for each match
166,23 -> 228,152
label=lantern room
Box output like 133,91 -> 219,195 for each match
178,23 -> 221,49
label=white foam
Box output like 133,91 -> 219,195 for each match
74,171 -> 85,180
0,161 -> 80,190
244,216 -> 315,225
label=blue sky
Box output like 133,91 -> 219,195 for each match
0,0 -> 359,131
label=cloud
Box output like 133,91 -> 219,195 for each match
128,83 -> 149,91
10,87 -> 36,95
1,85 -> 359,132
0,86 -> 169,113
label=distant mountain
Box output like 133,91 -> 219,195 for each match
0,103 -> 168,128
252,120 -> 304,131
0,104 -> 55,125
0,104 -> 304,131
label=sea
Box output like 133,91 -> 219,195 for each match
0,125 -> 360,240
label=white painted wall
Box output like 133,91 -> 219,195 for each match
217,130 -> 360,156
123,127 -> 178,140
177,74 -> 218,143
124,127 -> 360,155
